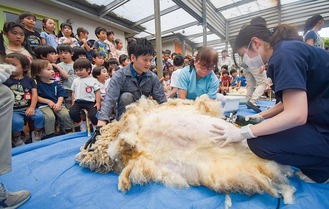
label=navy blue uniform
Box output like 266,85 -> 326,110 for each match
247,40 -> 329,183
36,80 -> 67,107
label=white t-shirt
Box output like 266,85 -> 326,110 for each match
71,76 -> 100,102
170,68 -> 182,88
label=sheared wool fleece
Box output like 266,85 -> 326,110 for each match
75,95 -> 295,204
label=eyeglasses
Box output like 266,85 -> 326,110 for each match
198,63 -> 216,71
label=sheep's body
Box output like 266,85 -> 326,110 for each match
75,95 -> 295,204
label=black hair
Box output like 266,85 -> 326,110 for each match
115,39 -> 121,45
250,16 -> 267,26
127,38 -> 155,59
92,66 -> 106,78
230,69 -> 237,75
221,65 -> 228,70
303,14 -> 324,35
95,26 -> 107,37
42,18 -> 55,34
222,70 -> 229,76
92,51 -> 105,59
108,58 -> 119,65
72,46 -> 87,61
73,58 -> 92,73
173,54 -> 184,66
5,53 -> 31,76
233,23 -> 301,67
18,12 -> 36,23
58,22 -> 74,38
76,27 -> 89,36
57,44 -> 73,53
119,54 -> 129,65
107,30 -> 114,36
108,65 -> 119,77
1,22 -> 34,56
163,49 -> 171,55
221,49 -> 227,53
34,44 -> 57,59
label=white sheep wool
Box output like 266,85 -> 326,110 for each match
75,95 -> 295,205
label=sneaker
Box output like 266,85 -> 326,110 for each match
31,130 -> 43,142
12,136 -> 25,147
79,121 -> 87,132
0,183 -> 31,209
246,101 -> 262,113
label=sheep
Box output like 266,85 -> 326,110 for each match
75,95 -> 295,205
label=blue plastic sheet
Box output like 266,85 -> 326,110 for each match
1,101 -> 328,208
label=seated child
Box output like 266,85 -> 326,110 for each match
220,70 -> 230,95
229,68 -> 241,90
31,59 -> 73,137
3,53 -> 44,146
92,66 -> 109,100
69,58 -> 101,132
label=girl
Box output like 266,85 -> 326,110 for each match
18,12 -> 41,52
211,23 -> 329,184
31,59 -> 73,137
303,14 -> 324,48
1,22 -> 34,62
118,54 -> 130,68
40,18 -> 58,50
3,53 -> 44,146
92,66 -> 109,99
115,39 -> 125,57
58,23 -> 79,47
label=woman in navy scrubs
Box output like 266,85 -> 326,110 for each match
211,23 -> 329,183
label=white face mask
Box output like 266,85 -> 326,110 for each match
242,40 -> 264,69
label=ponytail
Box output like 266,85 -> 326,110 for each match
270,24 -> 302,48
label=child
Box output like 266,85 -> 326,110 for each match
239,70 -> 247,87
34,44 -> 69,83
105,30 -> 116,58
105,58 -> 119,70
118,54 -> 130,68
76,27 -> 93,61
70,58 -> 101,132
57,44 -> 77,108
72,46 -> 87,61
58,23 -> 79,47
31,59 -> 72,137
92,51 -> 105,68
1,22 -> 34,62
40,18 -> 58,50
108,65 -> 119,79
161,70 -> 171,96
115,39 -> 125,57
220,70 -> 230,95
3,53 -> 44,146
229,68 -> 241,90
93,27 -> 110,60
18,12 -> 41,52
92,66 -> 109,99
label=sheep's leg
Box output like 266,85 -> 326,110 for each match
118,160 -> 135,192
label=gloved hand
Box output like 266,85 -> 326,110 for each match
84,125 -> 102,150
210,123 -> 245,148
245,114 -> 264,123
0,64 -> 15,84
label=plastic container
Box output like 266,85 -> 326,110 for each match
223,96 -> 240,112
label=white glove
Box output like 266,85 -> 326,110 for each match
0,64 -> 15,83
245,114 -> 264,123
211,123 -> 246,148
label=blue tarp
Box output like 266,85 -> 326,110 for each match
1,101 -> 329,209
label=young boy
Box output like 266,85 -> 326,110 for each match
92,52 -> 105,69
93,27 -> 110,61
69,58 -> 101,132
96,38 -> 167,126
229,68 -> 241,90
57,44 -> 77,108
76,27 -> 93,61
34,44 -> 69,83
105,30 -> 116,59
220,70 -> 230,95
